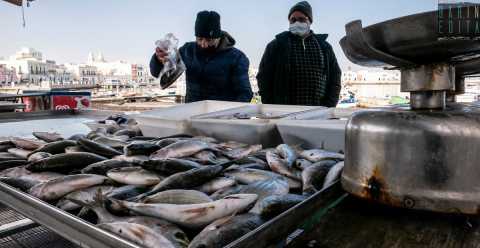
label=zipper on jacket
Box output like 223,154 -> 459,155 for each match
302,39 -> 306,51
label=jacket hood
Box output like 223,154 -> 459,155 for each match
217,31 -> 236,51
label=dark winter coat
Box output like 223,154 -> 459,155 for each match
257,31 -> 341,107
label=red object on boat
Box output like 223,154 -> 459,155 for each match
51,92 -> 91,111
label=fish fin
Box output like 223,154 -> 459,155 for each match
212,211 -> 237,229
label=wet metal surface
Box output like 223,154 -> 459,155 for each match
340,9 -> 480,70
287,195 -> 480,248
342,106 -> 480,214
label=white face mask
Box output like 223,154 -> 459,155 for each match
289,21 -> 310,36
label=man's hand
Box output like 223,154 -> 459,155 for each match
155,47 -> 168,64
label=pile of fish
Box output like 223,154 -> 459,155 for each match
0,121 -> 344,248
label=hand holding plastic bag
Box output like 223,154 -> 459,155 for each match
155,33 -> 185,83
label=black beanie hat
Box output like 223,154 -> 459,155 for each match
195,11 -> 222,38
288,1 -> 313,23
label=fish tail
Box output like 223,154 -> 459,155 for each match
126,192 -> 148,202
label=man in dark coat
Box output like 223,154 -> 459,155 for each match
150,11 -> 253,103
257,1 -> 342,107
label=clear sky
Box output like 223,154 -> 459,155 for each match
0,0 -> 438,70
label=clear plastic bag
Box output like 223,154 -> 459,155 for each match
155,33 -> 185,81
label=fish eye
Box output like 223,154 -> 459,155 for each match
174,232 -> 187,240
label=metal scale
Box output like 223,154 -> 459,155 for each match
340,9 -> 480,214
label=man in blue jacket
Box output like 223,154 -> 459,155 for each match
150,11 -> 253,103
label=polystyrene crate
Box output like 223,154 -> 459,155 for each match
190,104 -> 319,147
276,108 -> 363,151
135,100 -> 249,137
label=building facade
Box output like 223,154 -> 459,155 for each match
0,65 -> 18,86
341,69 -> 407,99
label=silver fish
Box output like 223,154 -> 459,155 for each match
124,141 -> 161,156
73,190 -> 189,248
0,166 -> 63,183
64,185 -> 116,208
78,138 -> 123,158
194,177 -> 237,194
257,194 -> 307,219
108,194 -> 258,228
224,167 -> 301,190
192,150 -> 217,164
27,152 -> 52,163
64,146 -> 86,153
140,158 -> 201,175
225,163 -> 268,171
98,222 -> 176,248
107,167 -> 163,186
217,141 -> 249,150
0,152 -> 24,162
9,137 -> 45,150
135,165 -> 224,200
113,155 -> 149,163
302,160 -> 338,194
106,185 -> 149,200
0,177 -> 40,191
322,161 -> 344,190
188,213 -> 264,248
0,160 -> 27,170
235,156 -> 268,167
300,149 -> 345,162
92,136 -> 129,149
81,159 -> 134,175
0,143 -> 14,152
32,132 -> 64,143
31,140 -> 77,155
28,174 -> 109,201
224,145 -> 263,160
150,140 -> 211,160
192,136 -> 218,144
7,148 -> 32,159
154,138 -> 185,148
240,177 -> 289,214
67,134 -> 87,141
142,189 -> 212,204
276,144 -> 297,167
294,159 -> 313,170
266,151 -> 301,181
210,185 -> 245,201
56,198 -> 82,211
26,152 -> 108,172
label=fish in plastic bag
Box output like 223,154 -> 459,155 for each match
155,33 -> 186,89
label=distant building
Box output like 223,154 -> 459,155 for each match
0,47 -> 74,86
0,47 -> 49,84
0,65 -> 18,86
341,69 -> 407,99
131,64 -> 150,84
64,63 -> 99,84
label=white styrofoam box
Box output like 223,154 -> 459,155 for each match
282,107 -> 360,121
135,100 -> 250,137
276,108 -> 364,152
192,104 -> 320,120
276,119 -> 347,152
190,104 -> 319,147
